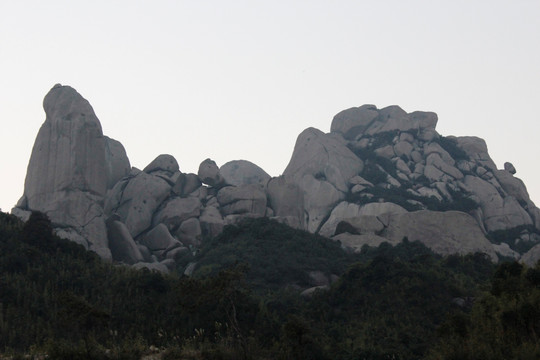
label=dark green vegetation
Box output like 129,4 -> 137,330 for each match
487,225 -> 540,255
346,132 -> 478,213
1,211 -> 539,359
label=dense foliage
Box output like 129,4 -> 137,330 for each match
1,210 -> 527,360
427,261 -> 540,359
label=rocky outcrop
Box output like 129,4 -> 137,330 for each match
17,84 -> 112,259
198,158 -> 225,188
283,127 -> 363,231
220,160 -> 271,186
13,86 -> 540,269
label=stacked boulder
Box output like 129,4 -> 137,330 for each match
13,85 -> 540,271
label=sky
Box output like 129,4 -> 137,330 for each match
1,0 -> 539,212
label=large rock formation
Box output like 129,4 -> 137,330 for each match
13,86 -> 540,270
15,84 -> 130,260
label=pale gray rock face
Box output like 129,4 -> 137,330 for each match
198,158 -> 225,187
318,202 -> 362,238
357,202 -> 408,217
106,218 -> 144,264
456,136 -> 497,171
504,162 -> 517,174
492,243 -> 519,260
365,105 -> 415,135
21,85 -> 110,256
220,160 -> 271,186
394,141 -> 414,159
464,175 -> 532,231
176,217 -> 202,244
384,210 -> 497,260
107,172 -> 172,238
172,173 -> 202,197
424,142 -> 455,166
492,170 -> 530,206
152,196 -> 201,231
318,202 -> 405,238
425,153 -> 463,180
199,206 -> 224,239
266,176 -> 305,229
217,184 -> 267,216
144,154 -> 179,175
284,127 -> 363,193
374,145 -> 396,159
330,104 -> 379,140
104,136 -> 131,189
140,223 -> 181,251
299,175 -> 344,233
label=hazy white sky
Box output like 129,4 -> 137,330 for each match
1,0 -> 539,211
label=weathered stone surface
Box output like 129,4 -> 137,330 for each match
106,217 -> 144,264
107,172 -> 172,238
198,158 -> 225,187
11,207 -> 32,222
172,173 -> 202,197
55,227 -> 89,249
464,175 -> 532,231
300,175 -> 344,233
426,153 -> 463,180
424,164 -> 446,182
199,206 -> 224,238
143,154 -> 179,175
152,197 -> 201,231
140,223 -> 181,251
266,176 -> 305,229
283,127 -> 363,193
357,202 -> 408,217
424,142 -> 455,165
394,141 -> 414,158
25,85 -> 107,201
104,136 -> 130,189
318,202 -> 362,237
220,160 -> 271,186
176,217 -> 202,245
395,159 -> 411,175
492,170 -> 530,206
217,184 -> 267,216
166,246 -> 189,261
330,105 -> 379,140
374,145 -> 395,159
492,243 -> 519,260
318,201 -> 406,238
21,85 -> 110,255
366,105 -> 413,135
455,136 -> 497,171
385,210 -> 497,260
504,162 -> 516,174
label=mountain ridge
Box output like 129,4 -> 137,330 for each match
12,84 -> 540,270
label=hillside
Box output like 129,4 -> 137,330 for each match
3,209 -> 525,359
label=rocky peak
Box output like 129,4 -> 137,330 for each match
12,88 -> 540,271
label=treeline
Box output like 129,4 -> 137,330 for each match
0,211 -> 538,359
